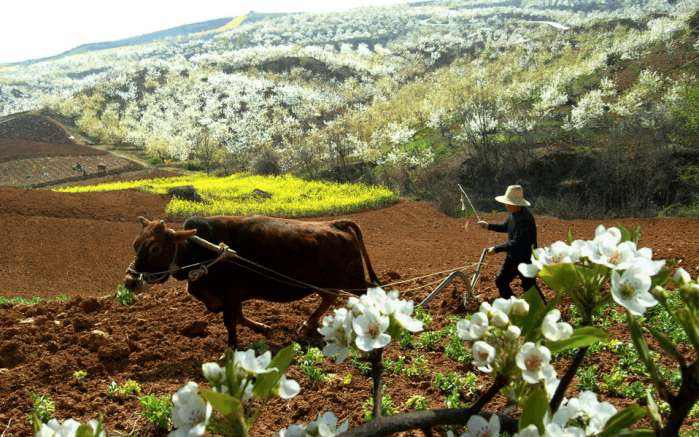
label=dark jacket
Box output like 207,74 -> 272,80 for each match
488,208 -> 537,262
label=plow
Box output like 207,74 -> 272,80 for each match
146,234 -> 491,309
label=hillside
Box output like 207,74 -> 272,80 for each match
1,0 -> 698,217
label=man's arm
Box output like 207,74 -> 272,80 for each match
487,217 -> 509,233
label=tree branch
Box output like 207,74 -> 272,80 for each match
550,346 -> 588,413
340,378 -> 507,437
371,349 -> 384,419
660,361 -> 699,437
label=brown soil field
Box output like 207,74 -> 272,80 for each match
0,113 -> 76,145
0,155 -> 141,187
0,139 -> 106,164
0,189 -> 698,436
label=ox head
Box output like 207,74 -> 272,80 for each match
123,216 -> 197,292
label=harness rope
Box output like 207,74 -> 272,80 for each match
127,235 -> 484,300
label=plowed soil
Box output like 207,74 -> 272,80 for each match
0,113 -> 76,145
0,139 -> 106,164
0,188 -> 698,436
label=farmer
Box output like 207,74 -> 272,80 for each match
478,185 -> 538,299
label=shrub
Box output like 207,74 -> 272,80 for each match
30,394 -> 55,424
139,394 -> 172,430
114,284 -> 135,306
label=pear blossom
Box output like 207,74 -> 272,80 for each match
465,414 -> 500,437
611,264 -> 658,315
457,312 -> 489,341
491,310 -> 510,328
674,267 -> 691,285
541,310 -> 573,341
169,382 -> 212,437
516,343 -> 553,384
234,350 -> 276,376
505,325 -> 521,340
472,341 -> 496,373
352,307 -> 391,352
277,375 -> 301,400
276,424 -> 307,437
542,364 -> 560,400
590,240 -> 638,270
201,362 -> 225,385
510,298 -> 530,317
319,307 -> 354,363
304,411 -> 349,436
518,241 -> 579,278
552,391 -> 617,435
36,419 -> 105,437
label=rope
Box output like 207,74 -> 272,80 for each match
128,236 -> 483,301
379,263 -> 476,288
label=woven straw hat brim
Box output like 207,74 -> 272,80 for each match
495,195 -> 531,207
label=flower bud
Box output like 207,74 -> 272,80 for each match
511,299 -> 529,316
202,362 -> 225,384
491,310 -> 509,328
674,268 -> 691,285
505,325 -> 521,340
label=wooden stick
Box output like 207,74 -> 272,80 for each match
188,235 -> 237,256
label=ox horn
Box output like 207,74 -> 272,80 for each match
138,216 -> 150,227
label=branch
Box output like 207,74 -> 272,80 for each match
339,378 -> 507,437
550,346 -> 588,413
660,361 -> 699,437
371,349 -> 384,419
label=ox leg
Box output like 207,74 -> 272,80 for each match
237,305 -> 271,333
223,307 -> 238,349
298,293 -> 337,335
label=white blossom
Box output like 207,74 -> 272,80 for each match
472,340 -> 496,373
541,310 -> 573,342
611,264 -> 658,315
465,414 -> 500,437
516,343 -> 553,384
352,307 -> 391,352
674,267 -> 691,285
169,382 -> 212,437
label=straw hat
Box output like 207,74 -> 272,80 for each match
495,185 -> 531,207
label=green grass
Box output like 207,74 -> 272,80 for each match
0,295 -> 69,305
57,173 -> 398,218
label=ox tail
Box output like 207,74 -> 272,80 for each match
333,220 -> 381,286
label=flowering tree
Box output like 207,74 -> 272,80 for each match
168,347 -> 300,437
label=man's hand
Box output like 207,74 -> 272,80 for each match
478,220 -> 488,229
487,246 -> 495,254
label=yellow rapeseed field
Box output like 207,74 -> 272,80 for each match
58,173 -> 398,218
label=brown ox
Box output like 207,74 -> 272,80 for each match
123,216 -> 379,348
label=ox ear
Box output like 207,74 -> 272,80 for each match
172,229 -> 197,241
138,216 -> 150,227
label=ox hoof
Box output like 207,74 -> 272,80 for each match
296,323 -> 318,337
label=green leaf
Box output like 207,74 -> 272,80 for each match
627,313 -> 661,385
521,286 -> 546,338
519,388 -> 548,433
646,389 -> 663,429
566,227 -> 574,245
676,308 -> 699,352
645,324 -> 684,364
598,405 -> 647,437
614,430 -> 655,437
75,424 -> 95,437
252,344 -> 295,400
650,265 -> 671,289
200,389 -> 242,417
547,326 -> 608,353
539,263 -> 579,295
